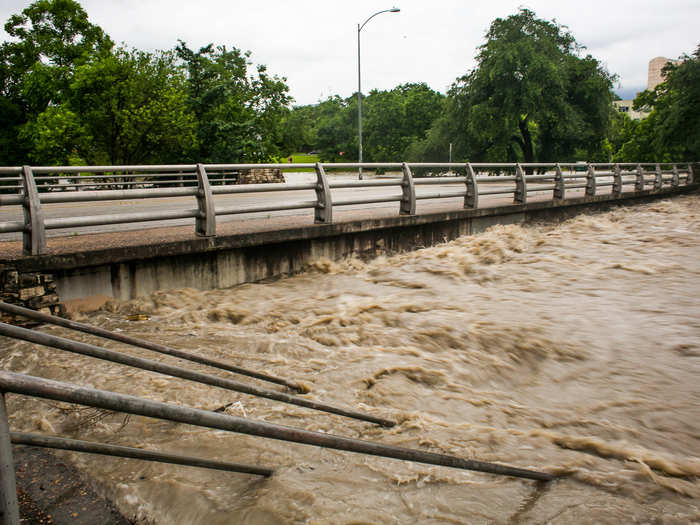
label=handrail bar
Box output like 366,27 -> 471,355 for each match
414,177 -> 468,185
334,195 -> 403,206
0,302 -> 304,392
416,191 -> 466,200
215,200 -> 318,216
44,209 -> 200,230
6,161 -> 693,172
0,221 -> 24,234
0,322 -> 395,427
11,432 -> 273,476
40,187 -> 198,203
0,370 -> 555,481
211,182 -> 316,194
30,165 -> 199,174
0,195 -> 22,206
478,188 -> 515,196
525,175 -> 556,181
33,172 -> 197,178
329,179 -> 402,189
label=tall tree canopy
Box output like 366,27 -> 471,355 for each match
0,0 -> 112,164
176,41 -> 291,163
21,48 -> 197,165
443,9 -> 616,164
0,0 -> 291,166
280,84 -> 443,162
363,83 -> 444,162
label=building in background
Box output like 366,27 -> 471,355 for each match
648,56 -> 681,91
613,100 -> 650,120
614,56 -> 679,120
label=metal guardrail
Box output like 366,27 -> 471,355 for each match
0,309 -> 555,523
0,162 -> 695,256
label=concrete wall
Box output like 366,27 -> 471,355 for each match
4,185 -> 697,310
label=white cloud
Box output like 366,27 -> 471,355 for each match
2,0 -> 698,104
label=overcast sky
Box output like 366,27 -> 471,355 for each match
2,0 -> 698,105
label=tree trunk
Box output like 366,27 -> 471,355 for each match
518,117 -> 535,174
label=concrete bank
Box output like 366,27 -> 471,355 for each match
1,184 -> 697,311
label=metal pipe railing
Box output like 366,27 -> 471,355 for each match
11,432 -> 274,477
0,302 -> 305,392
0,371 -> 555,482
215,200 -> 318,216
0,322 -> 395,428
44,208 -> 200,230
1,161 -> 696,256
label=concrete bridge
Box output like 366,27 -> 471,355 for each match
0,161 -> 696,313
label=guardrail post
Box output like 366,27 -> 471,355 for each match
514,164 -> 527,204
671,164 -> 680,187
553,163 -> 565,200
195,164 -> 216,237
20,166 -> 46,256
654,163 -> 663,190
635,164 -> 645,192
314,163 -> 332,223
400,163 -> 416,215
0,393 -> 20,525
612,164 -> 622,196
585,164 -> 597,196
688,164 -> 695,184
464,163 -> 479,209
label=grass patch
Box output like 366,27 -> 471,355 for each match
274,153 -> 320,172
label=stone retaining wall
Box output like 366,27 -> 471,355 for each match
0,267 -> 66,324
237,167 -> 285,184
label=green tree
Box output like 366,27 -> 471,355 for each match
312,95 -> 357,162
281,84 -> 444,163
442,9 -> 615,164
363,83 -> 444,161
0,0 -> 112,164
21,48 -> 197,165
613,48 -> 699,163
277,104 -> 318,154
176,41 -> 291,163
638,47 -> 699,160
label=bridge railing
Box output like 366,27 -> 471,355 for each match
0,161 -> 695,256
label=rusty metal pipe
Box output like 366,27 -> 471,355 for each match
10,432 -> 273,477
0,394 -> 20,525
0,371 -> 555,481
0,323 -> 395,428
0,302 -> 304,392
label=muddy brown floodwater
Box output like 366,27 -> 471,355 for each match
2,195 -> 700,524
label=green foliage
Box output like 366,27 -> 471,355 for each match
615,48 -> 700,162
312,95 -> 357,162
364,83 -> 444,161
21,48 -> 197,165
176,41 -> 291,163
0,0 -> 112,165
415,9 -> 615,164
279,84 -> 443,163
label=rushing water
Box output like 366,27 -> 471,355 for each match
3,195 -> 700,524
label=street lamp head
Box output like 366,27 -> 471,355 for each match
390,7 -> 400,12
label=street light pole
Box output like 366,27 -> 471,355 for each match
357,7 -> 400,180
